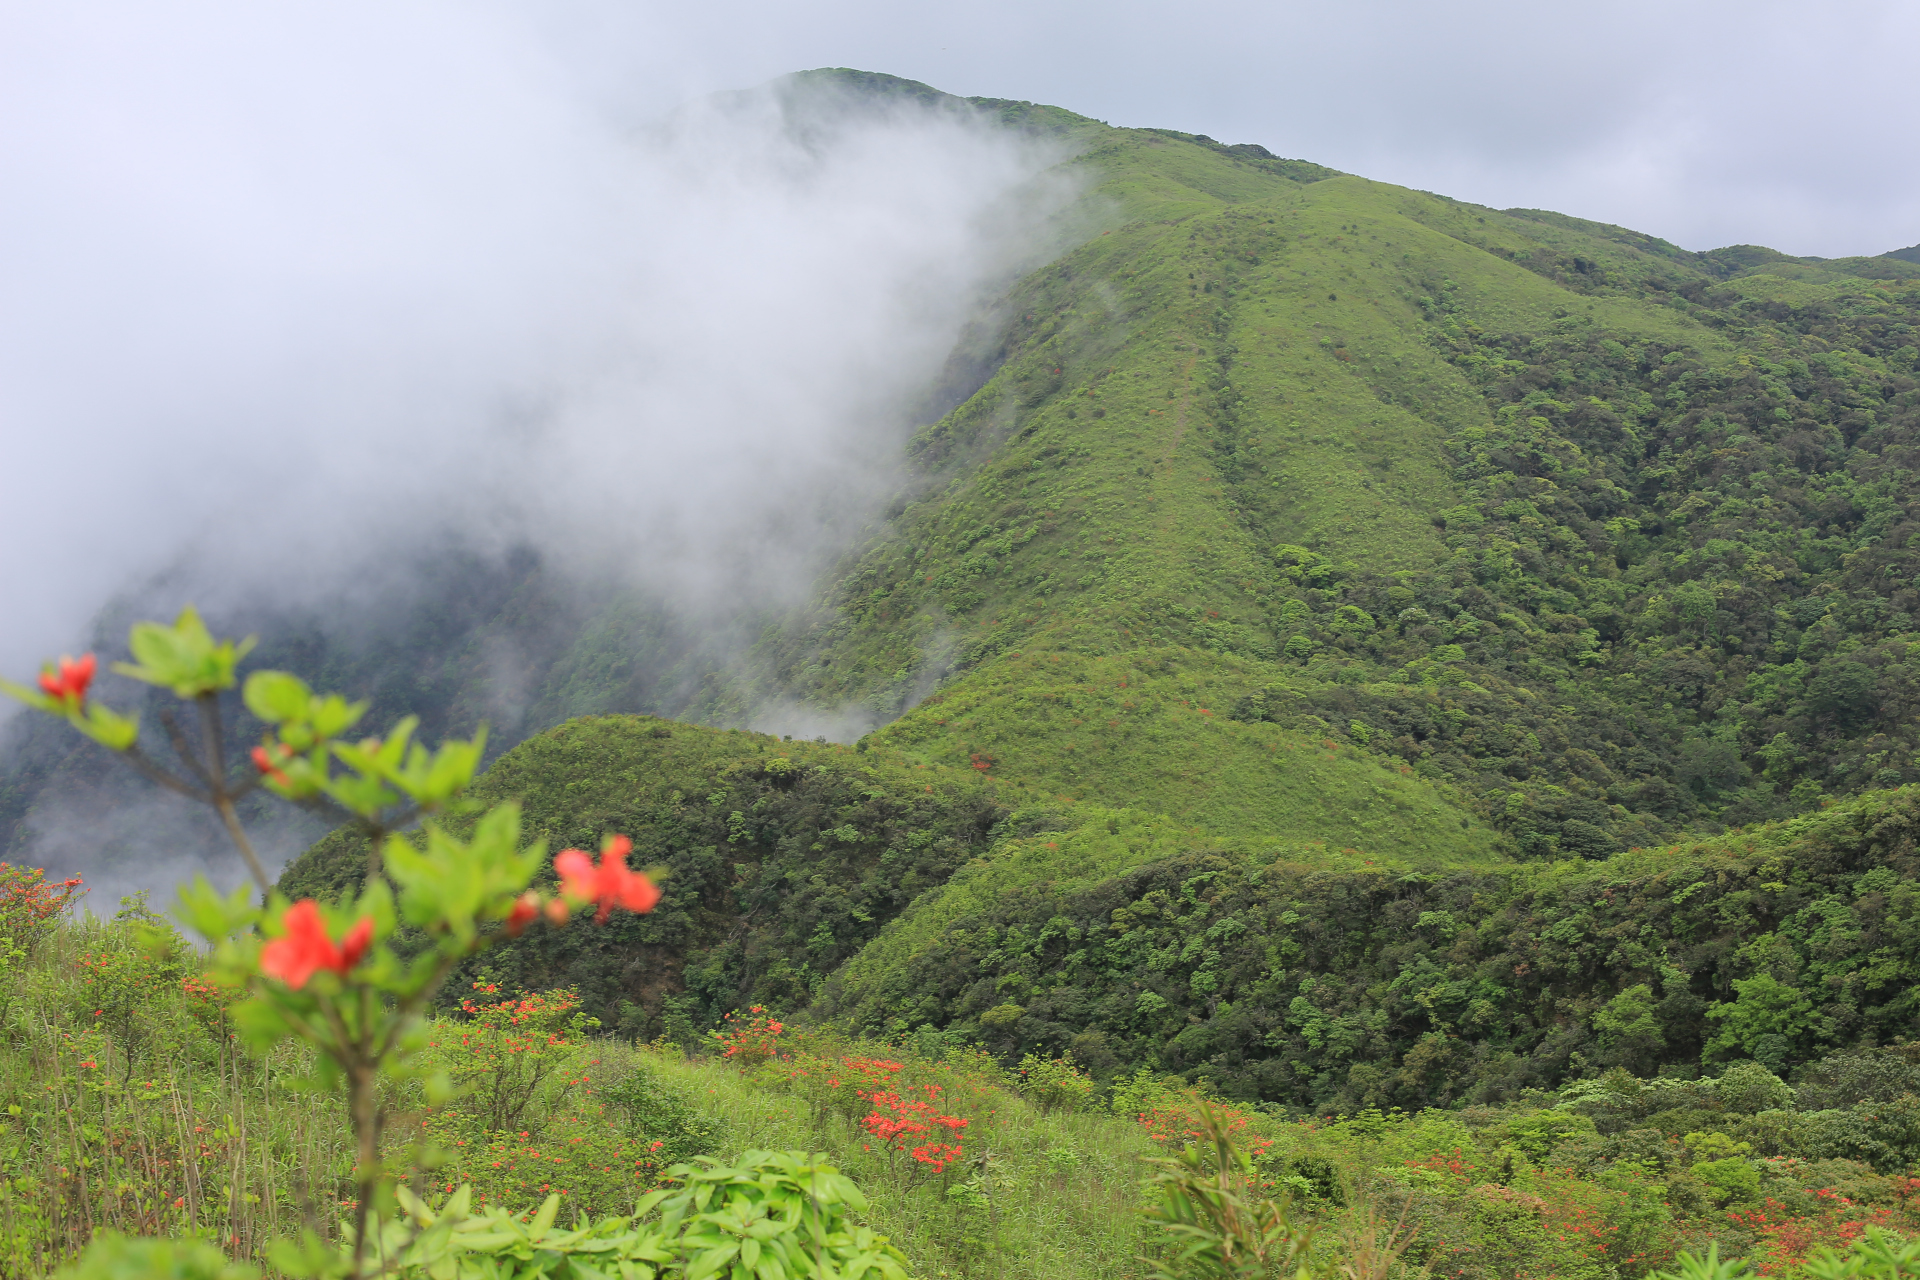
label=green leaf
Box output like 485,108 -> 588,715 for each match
308,694 -> 367,741
229,994 -> 296,1053
174,876 -> 260,943
243,670 -> 312,724
72,702 -> 139,751
0,676 -> 57,715
51,1230 -> 261,1280
113,606 -> 255,698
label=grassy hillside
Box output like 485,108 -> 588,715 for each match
874,645 -> 1495,856
258,66 -> 1920,1101
19,67 -> 1920,877
725,71 -> 1920,862
7,900 -> 1917,1278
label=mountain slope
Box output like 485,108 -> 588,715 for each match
18,66 -> 1920,917
717,72 -> 1920,863
257,69 -> 1920,1097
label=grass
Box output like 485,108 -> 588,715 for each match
0,912 -> 354,1275
875,644 -> 1497,858
716,117 -> 1776,860
10,902 -> 1915,1279
636,1044 -> 1159,1280
0,906 -> 1174,1280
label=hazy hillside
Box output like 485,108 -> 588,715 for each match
724,74 -> 1920,864
16,65 -> 1920,1098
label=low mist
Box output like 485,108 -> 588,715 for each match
0,3 -> 1082,904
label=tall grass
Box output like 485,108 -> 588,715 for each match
0,911 -> 1170,1279
0,911 -> 353,1276
629,1038 -> 1161,1280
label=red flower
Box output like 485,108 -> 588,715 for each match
251,743 -> 293,786
553,835 -> 660,924
260,900 -> 374,989
506,891 -> 541,936
38,654 -> 95,705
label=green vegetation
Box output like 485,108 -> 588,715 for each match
281,717 -> 1017,1034
260,64 -> 1920,1118
12,65 -> 1920,1275
10,904 -> 1919,1278
828,784 -> 1920,1108
764,102 -> 1920,860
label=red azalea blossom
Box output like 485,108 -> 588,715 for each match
553,834 -> 660,924
251,743 -> 293,786
37,653 -> 95,705
506,891 -> 541,936
260,899 -> 374,989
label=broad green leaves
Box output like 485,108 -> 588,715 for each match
248,689 -> 486,820
114,606 -> 255,698
385,805 -> 545,947
333,1152 -> 903,1280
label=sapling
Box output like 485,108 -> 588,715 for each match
8,609 -> 662,1279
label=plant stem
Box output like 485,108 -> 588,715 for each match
214,794 -> 273,898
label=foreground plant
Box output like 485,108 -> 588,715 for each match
8,609 -> 662,1279
1142,1102 -> 1324,1280
1647,1229 -> 1920,1280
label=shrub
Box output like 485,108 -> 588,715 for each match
1015,1052 -> 1096,1114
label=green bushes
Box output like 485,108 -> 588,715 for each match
277,719 -> 1012,1034
10,909 -> 1917,1279
54,1151 -> 909,1280
834,790 -> 1920,1107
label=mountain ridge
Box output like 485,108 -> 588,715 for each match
10,73 -> 1920,1099
124,65 -> 1920,1105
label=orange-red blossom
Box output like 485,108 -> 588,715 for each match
260,899 -> 374,989
250,742 -> 294,787
38,654 -> 95,705
553,834 -> 660,924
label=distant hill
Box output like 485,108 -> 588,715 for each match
266,67 -> 1920,1097
15,68 -> 1920,1089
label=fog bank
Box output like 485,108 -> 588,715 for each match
0,3 -> 1081,903
0,4 -> 1076,678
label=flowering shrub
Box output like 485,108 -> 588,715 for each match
710,1006 -> 787,1065
1112,1070 -> 1275,1164
1647,1228 -> 1920,1280
421,1104 -> 670,1218
0,862 -> 85,951
1727,1192 -> 1909,1273
7,610 -> 664,1280
73,942 -> 184,1086
426,983 -> 597,1136
859,1085 -> 970,1179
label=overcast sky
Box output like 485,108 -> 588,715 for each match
582,0 -> 1918,259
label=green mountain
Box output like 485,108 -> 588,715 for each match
701,71 -> 1920,864
23,67 -> 1920,1102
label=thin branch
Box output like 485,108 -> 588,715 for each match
158,708 -> 216,789
196,693 -> 227,799
214,794 -> 274,899
222,772 -> 265,802
120,745 -> 211,803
